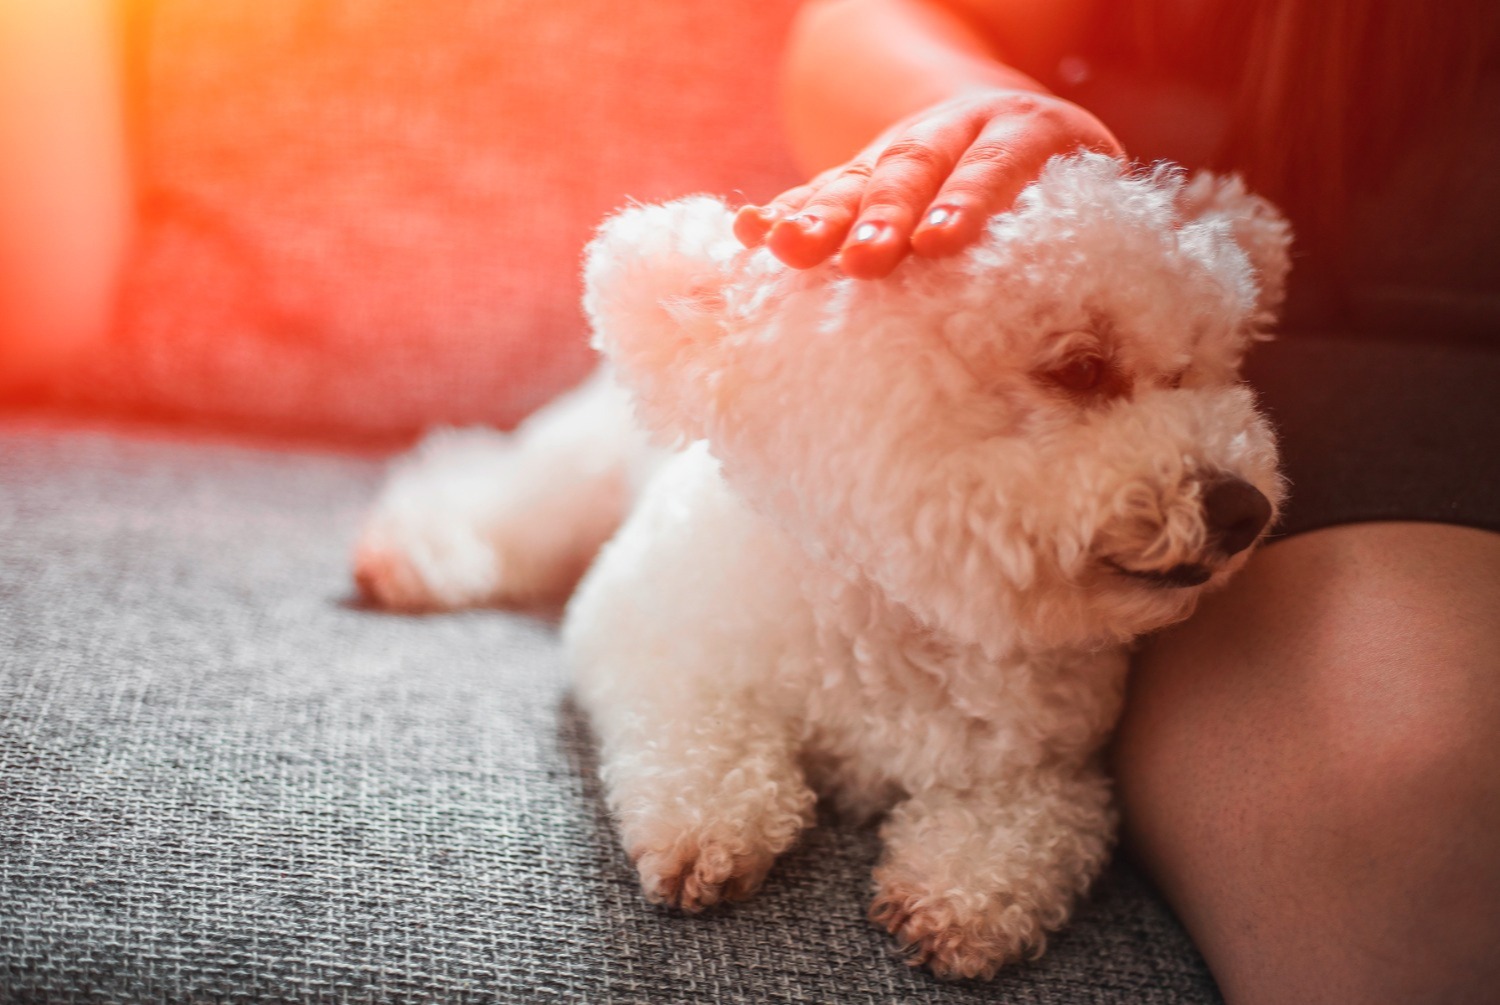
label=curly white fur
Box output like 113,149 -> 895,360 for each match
355,154 -> 1291,980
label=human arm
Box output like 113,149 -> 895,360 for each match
0,0 -> 135,390
736,0 -> 1120,278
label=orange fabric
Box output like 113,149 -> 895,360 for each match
66,0 -> 801,440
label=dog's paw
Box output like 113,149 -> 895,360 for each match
353,542 -> 432,611
631,830 -> 778,913
352,522 -> 500,613
869,876 -> 1045,980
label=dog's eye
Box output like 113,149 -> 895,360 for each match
1047,353 -> 1107,394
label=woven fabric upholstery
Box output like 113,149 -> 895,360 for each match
0,419 -> 1221,1004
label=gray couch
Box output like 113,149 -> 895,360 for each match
1,415 -> 1221,1002
1,2 -> 1226,994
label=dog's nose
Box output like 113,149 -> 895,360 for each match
1200,474 -> 1272,557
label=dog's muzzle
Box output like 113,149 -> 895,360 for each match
1199,473 -> 1274,558
1109,473 -> 1273,589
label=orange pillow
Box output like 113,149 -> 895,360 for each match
68,0 -> 801,440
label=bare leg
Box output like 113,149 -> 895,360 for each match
1114,522 -> 1500,1005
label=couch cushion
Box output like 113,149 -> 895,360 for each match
57,0 -> 801,439
0,418 -> 1221,1003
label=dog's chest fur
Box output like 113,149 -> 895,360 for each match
785,552 -> 1130,814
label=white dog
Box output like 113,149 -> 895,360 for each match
355,154 -> 1290,979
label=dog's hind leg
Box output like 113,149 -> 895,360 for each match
354,368 -> 662,611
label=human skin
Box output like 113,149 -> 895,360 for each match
1115,523 -> 1500,1005
734,0 -> 1119,279
755,2 -> 1500,1002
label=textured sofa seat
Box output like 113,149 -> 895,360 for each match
0,417 -> 1221,1003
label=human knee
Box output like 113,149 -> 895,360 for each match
1292,601 -> 1499,813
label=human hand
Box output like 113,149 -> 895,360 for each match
735,90 -> 1122,279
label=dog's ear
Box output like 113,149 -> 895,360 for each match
1178,172 -> 1293,326
583,196 -> 739,443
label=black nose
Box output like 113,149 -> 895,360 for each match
1201,474 -> 1273,557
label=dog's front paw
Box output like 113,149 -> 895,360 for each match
631,829 -> 779,913
869,874 -> 1046,980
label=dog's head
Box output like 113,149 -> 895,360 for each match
585,154 -> 1289,655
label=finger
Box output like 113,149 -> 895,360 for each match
910,104 -> 1122,259
908,118 -> 1044,259
733,205 -> 778,248
839,117 -> 980,279
765,162 -> 873,269
733,179 -> 820,248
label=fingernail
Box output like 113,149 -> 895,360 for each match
851,221 -> 887,243
785,213 -> 825,237
925,206 -> 958,228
